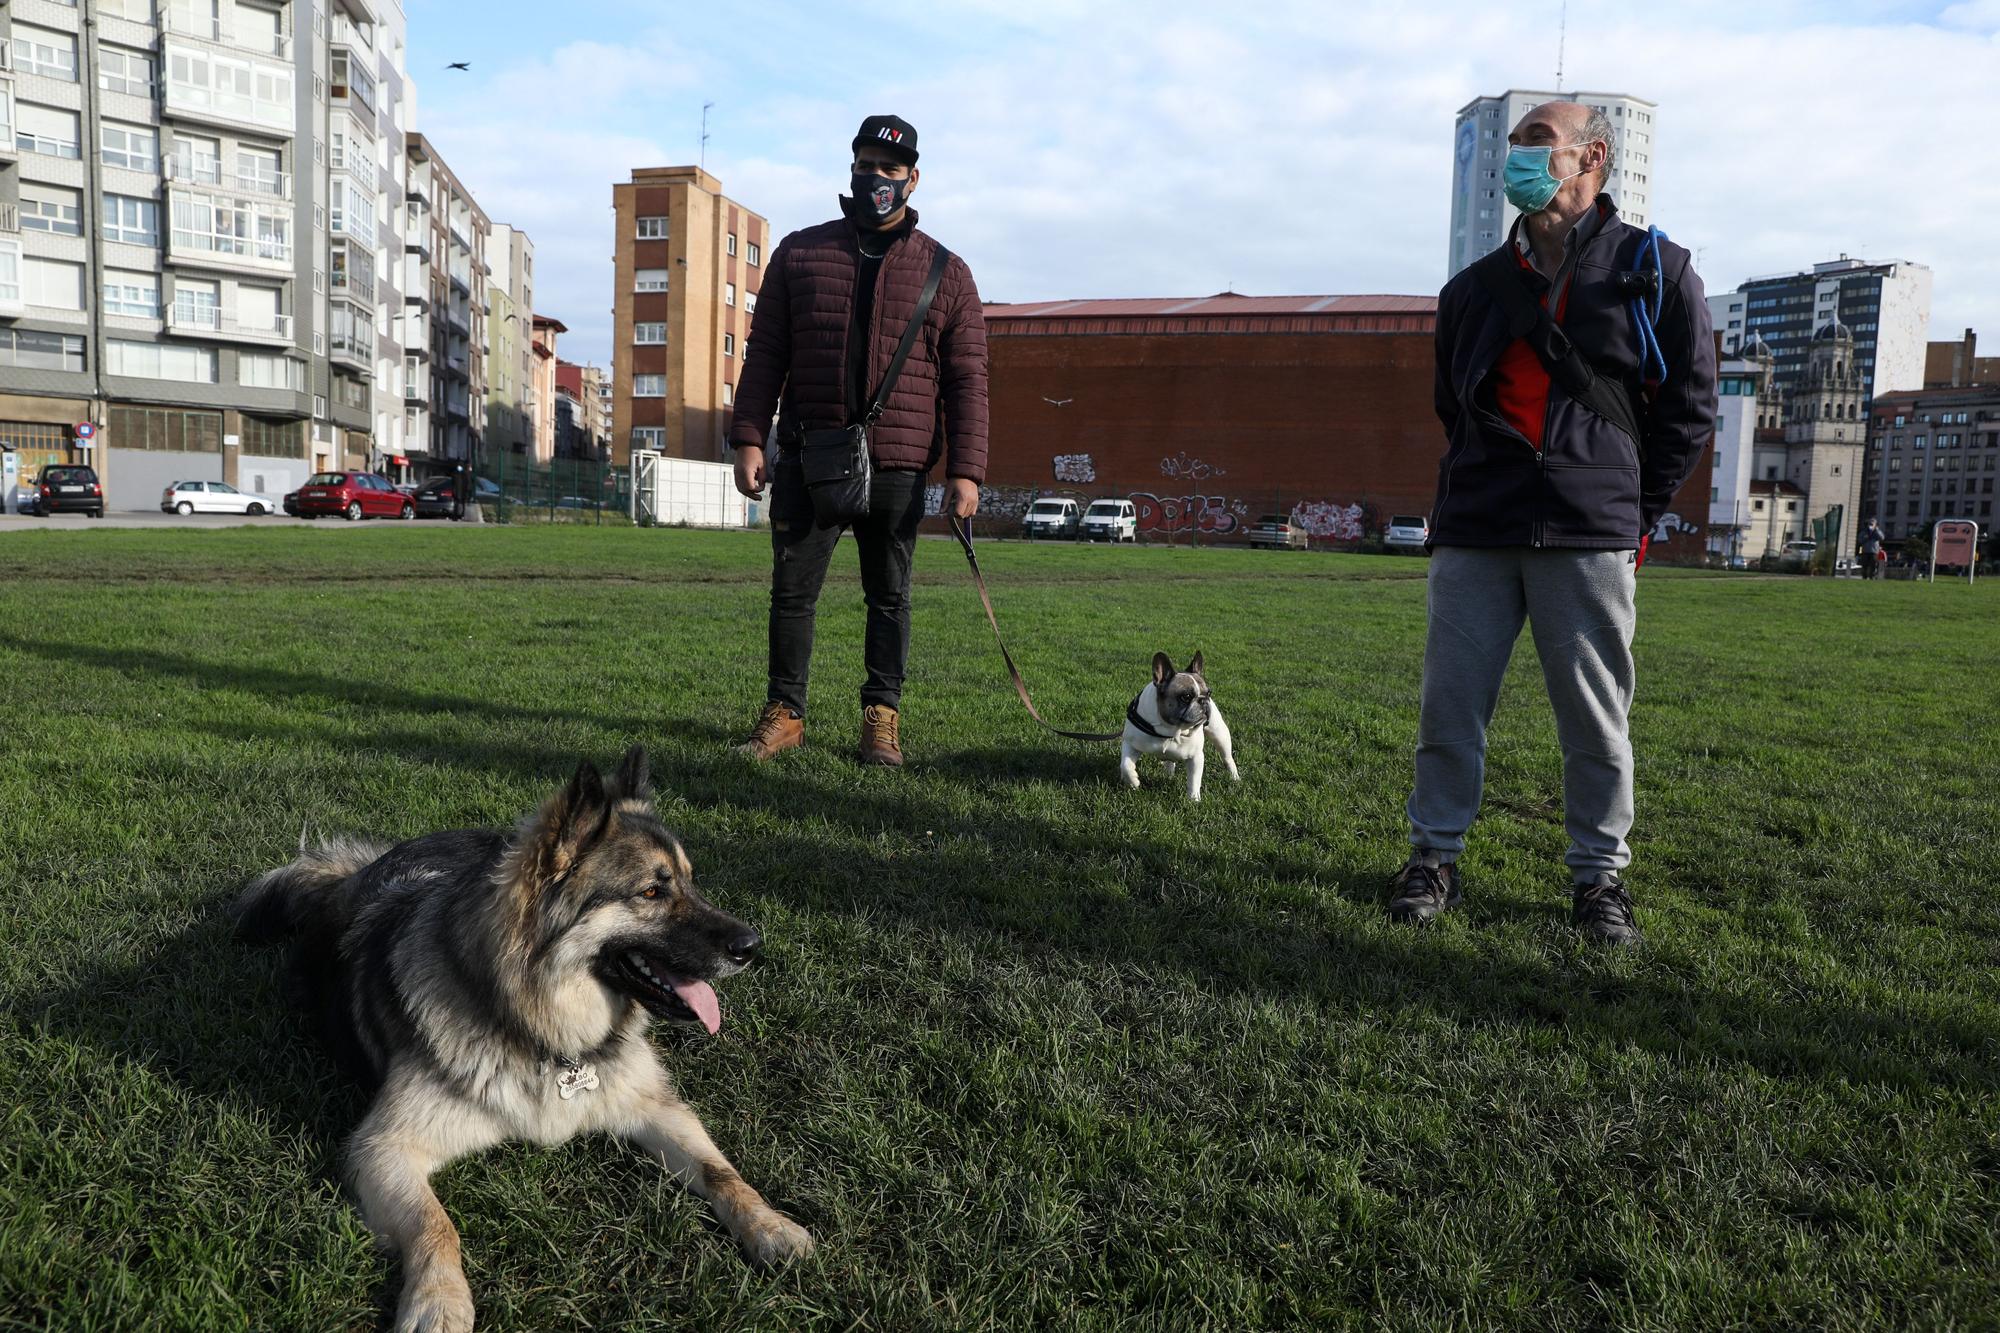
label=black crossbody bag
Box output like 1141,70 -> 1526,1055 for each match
796,245 -> 951,525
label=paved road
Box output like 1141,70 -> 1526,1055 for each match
0,510 -> 460,531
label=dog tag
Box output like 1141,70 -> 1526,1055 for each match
555,1062 -> 600,1100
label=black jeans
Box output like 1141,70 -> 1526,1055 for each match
766,455 -> 928,716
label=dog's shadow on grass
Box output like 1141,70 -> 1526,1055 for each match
17,906 -> 367,1149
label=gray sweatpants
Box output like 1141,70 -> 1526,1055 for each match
1406,546 -> 1637,881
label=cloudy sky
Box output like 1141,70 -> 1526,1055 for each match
408,0 -> 2000,370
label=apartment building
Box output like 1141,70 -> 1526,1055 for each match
1707,256 -> 1932,404
579,359 -> 609,445
1863,385 -> 2000,542
0,0 -> 432,504
482,220 -> 532,458
610,165 -> 768,466
403,130 -> 485,468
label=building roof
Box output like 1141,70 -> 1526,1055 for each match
983,293 -> 1436,336
1872,385 -> 2000,405
1750,479 -> 1808,497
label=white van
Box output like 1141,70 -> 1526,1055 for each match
1081,498 -> 1137,542
1022,497 -> 1082,540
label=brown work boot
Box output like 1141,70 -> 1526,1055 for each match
737,701 -> 804,760
859,704 -> 903,767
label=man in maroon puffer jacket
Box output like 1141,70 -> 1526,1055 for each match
728,114 -> 989,767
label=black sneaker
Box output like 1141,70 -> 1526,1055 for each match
1387,850 -> 1461,924
1572,873 -> 1642,945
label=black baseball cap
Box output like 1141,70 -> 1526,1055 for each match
853,114 -> 918,165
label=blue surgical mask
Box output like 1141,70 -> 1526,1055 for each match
1503,142 -> 1594,213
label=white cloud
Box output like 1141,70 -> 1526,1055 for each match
419,1 -> 2000,367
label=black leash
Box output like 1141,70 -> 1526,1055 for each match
948,514 -> 1124,742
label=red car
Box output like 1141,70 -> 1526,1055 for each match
294,471 -> 415,521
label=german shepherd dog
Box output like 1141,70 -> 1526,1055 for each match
236,747 -> 811,1333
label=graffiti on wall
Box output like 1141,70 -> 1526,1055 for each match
1289,500 -> 1368,543
1129,492 -> 1250,536
1052,453 -> 1096,484
1159,452 -> 1226,482
1649,511 -> 1700,545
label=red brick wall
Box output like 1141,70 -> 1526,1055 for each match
973,328 -> 1713,561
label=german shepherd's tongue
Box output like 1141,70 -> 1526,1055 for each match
672,979 -> 721,1035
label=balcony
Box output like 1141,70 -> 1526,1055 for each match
164,306 -> 296,346
164,8 -> 295,59
166,156 -> 292,202
330,328 -> 373,373
163,46 -> 297,137
0,203 -> 17,233
166,189 -> 295,276
445,302 -> 470,335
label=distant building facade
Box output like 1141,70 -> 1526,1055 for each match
1708,256 -> 1932,406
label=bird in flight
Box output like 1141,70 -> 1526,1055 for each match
446,61 -> 471,71
1042,397 -> 1073,407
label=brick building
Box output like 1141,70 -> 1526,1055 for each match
971,294 -> 1714,559
610,166 -> 767,466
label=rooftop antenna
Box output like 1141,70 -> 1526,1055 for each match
1555,0 -> 1567,92
700,101 -> 714,170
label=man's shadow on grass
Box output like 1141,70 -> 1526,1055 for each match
13,629 -> 1996,1099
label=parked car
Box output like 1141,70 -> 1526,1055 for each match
411,474 -> 503,519
1383,514 -> 1431,554
282,489 -> 300,517
1081,498 -> 1137,543
294,471 -> 416,521
11,482 -> 38,514
160,480 -> 275,516
1724,553 -> 1750,570
1021,497 -> 1082,540
30,464 -> 105,517
1247,513 -> 1308,550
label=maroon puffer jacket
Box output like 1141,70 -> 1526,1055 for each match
728,202 -> 989,482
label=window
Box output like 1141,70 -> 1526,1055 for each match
631,427 -> 665,451
106,339 -> 218,383
637,216 -> 669,239
172,277 -> 220,329
634,323 -> 666,344
172,133 -> 222,184
725,283 -> 736,307
747,242 -> 761,267
20,184 -> 83,237
635,268 -> 669,293
104,195 -> 161,246
726,233 -> 737,256
13,25 -> 79,81
0,250 -> 17,311
171,195 -> 290,263
745,292 -> 757,315
0,330 -> 86,373
238,146 -> 284,198
722,333 -> 735,357
101,122 -> 160,172
633,375 -> 665,397
99,46 -> 159,98
313,394 -> 327,419
18,103 -> 82,159
722,382 -> 733,406
239,352 -> 304,391
24,258 -> 86,311
103,271 -> 162,318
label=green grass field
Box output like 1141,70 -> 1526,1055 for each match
1,526 -> 1996,1331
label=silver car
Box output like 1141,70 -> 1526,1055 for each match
1383,514 -> 1431,554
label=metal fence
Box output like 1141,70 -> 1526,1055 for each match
483,453 -> 631,525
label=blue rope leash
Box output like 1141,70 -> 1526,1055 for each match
1630,225 -> 1669,386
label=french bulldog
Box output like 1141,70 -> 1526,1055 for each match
1119,651 -> 1239,801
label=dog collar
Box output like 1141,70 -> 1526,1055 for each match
1128,694 -> 1202,741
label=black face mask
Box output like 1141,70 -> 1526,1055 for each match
850,171 -> 910,225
